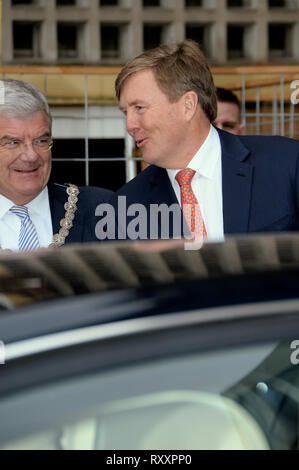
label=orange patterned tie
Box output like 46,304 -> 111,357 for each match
175,168 -> 207,240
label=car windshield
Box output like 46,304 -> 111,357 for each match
0,337 -> 298,450
1,233 -> 299,450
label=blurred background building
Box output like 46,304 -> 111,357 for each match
1,0 -> 299,189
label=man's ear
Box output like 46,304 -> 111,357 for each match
183,91 -> 198,119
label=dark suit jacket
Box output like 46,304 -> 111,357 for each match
48,183 -> 113,244
108,129 -> 299,240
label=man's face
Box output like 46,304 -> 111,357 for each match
119,69 -> 190,169
213,101 -> 244,135
0,111 -> 52,205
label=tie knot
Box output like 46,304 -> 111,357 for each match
9,205 -> 29,220
175,168 -> 196,187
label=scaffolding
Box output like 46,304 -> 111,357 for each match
0,65 -> 298,185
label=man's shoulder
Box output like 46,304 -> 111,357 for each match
218,129 -> 299,166
218,127 -> 299,151
49,183 -> 113,203
78,184 -> 113,200
239,134 -> 299,149
114,165 -> 164,197
239,135 -> 299,167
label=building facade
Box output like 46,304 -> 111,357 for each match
1,0 -> 299,189
2,0 -> 299,66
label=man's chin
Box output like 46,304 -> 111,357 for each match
142,152 -> 160,166
10,184 -> 47,205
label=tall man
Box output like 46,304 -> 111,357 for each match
105,40 -> 299,243
0,79 -> 112,251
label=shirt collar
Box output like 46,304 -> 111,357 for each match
167,124 -> 221,183
0,186 -> 49,220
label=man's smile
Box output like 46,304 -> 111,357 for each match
136,138 -> 146,148
14,169 -> 38,173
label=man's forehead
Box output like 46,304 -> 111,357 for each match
119,69 -> 171,111
0,112 -> 51,135
120,69 -> 157,95
216,101 -> 240,121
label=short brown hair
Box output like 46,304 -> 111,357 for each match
115,39 -> 217,122
216,87 -> 241,108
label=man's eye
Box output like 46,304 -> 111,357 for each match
2,140 -> 20,148
34,138 -> 51,147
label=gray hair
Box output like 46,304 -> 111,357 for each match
0,79 -> 52,128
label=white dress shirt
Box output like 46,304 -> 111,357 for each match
0,187 -> 53,250
167,125 -> 224,242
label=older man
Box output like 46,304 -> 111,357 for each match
0,79 -> 112,251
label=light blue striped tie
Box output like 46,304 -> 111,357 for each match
9,205 -> 40,251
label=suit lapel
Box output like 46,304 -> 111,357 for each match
146,166 -> 185,237
48,183 -> 64,235
148,166 -> 178,206
218,130 -> 253,234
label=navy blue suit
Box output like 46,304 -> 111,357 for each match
48,183 -> 113,244
108,129 -> 299,239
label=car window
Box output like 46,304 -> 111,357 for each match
0,339 -> 297,450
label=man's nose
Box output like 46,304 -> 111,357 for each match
19,142 -> 39,160
126,111 -> 139,136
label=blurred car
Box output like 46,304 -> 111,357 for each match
0,234 -> 299,450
